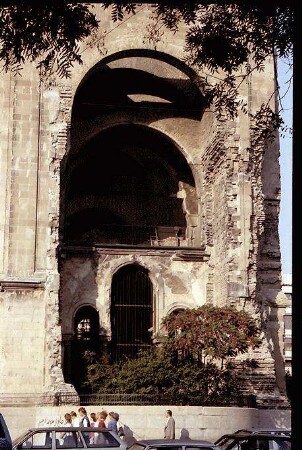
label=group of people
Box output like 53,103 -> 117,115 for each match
60,408 -> 124,445
60,407 -> 175,444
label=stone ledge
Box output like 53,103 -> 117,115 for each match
0,278 -> 46,291
60,244 -> 210,262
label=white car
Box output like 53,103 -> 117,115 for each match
13,428 -> 127,450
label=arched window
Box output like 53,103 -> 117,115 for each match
167,308 -> 186,337
110,265 -> 153,361
74,306 -> 99,341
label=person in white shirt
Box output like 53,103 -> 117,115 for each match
70,411 -> 80,427
60,413 -> 76,447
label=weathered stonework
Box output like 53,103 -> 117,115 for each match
0,5 -> 288,405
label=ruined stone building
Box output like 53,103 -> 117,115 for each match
0,5 -> 288,404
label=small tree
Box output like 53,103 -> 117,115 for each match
161,305 -> 262,368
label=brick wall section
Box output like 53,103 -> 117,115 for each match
7,73 -> 40,275
0,289 -> 45,393
0,72 -> 12,273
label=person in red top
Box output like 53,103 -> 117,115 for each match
95,411 -> 108,444
89,413 -> 97,444
96,411 -> 108,428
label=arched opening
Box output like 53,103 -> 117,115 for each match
63,124 -> 198,246
60,49 -> 203,248
166,308 -> 187,337
110,265 -> 153,362
65,306 -> 101,393
59,51 -> 205,391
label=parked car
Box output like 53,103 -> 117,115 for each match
12,428 -> 127,450
128,439 -> 221,450
214,432 -> 291,450
0,413 -> 12,450
233,430 -> 291,437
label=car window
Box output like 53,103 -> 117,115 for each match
217,439 -> 240,450
55,431 -> 83,449
270,440 -> 291,450
149,447 -> 182,450
127,445 -> 145,450
218,438 -> 291,450
186,447 -> 216,450
84,431 -> 120,448
19,432 -> 52,449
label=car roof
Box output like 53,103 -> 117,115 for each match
26,427 -> 109,432
218,433 -> 291,439
133,439 -> 216,446
235,428 -> 291,433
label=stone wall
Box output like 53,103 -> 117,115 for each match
1,405 -> 291,443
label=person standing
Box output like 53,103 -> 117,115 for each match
70,411 -> 80,427
89,413 -> 97,444
60,413 -> 76,446
78,407 -> 90,444
113,413 -> 124,437
107,412 -> 118,435
78,408 -> 90,428
164,410 -> 175,439
95,411 -> 108,444
96,411 -> 108,428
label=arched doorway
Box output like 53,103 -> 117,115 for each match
110,265 -> 153,362
66,306 -> 100,393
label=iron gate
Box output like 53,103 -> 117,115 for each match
110,264 -> 153,361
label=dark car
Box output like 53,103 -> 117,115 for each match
233,430 -> 291,438
12,428 -> 127,450
214,432 -> 291,450
128,439 -> 220,450
0,413 -> 12,450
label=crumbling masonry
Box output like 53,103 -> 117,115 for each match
0,6 -> 288,406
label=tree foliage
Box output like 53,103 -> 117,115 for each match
0,3 -> 98,77
0,2 -> 294,136
146,2 -> 293,139
84,347 -> 239,405
84,305 -> 260,403
161,305 -> 262,366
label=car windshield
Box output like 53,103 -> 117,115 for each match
128,445 -> 146,450
217,436 -> 291,450
129,446 -> 216,450
13,432 -> 32,446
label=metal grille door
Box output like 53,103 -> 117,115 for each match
111,265 -> 153,361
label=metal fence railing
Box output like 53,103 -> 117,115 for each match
0,392 -> 257,408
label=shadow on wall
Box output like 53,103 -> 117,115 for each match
259,412 -> 292,430
179,428 -> 190,440
122,425 -> 136,446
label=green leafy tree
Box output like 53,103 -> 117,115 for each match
0,3 -> 98,77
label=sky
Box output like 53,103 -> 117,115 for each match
277,57 -> 293,276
